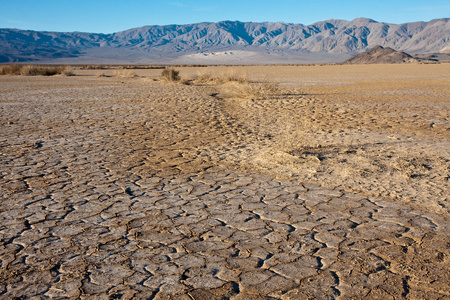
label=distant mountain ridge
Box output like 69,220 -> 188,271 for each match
1,18 -> 449,64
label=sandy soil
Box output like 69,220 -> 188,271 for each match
115,63 -> 449,215
211,64 -> 450,214
0,64 -> 449,299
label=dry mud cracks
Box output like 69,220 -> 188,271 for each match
0,75 -> 449,299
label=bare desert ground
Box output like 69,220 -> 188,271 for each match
0,64 -> 449,299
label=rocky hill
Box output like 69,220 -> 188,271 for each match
1,18 -> 449,64
344,46 -> 419,64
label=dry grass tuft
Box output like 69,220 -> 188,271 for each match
113,70 -> 138,78
96,72 -> 108,78
277,117 -> 314,151
218,69 -> 249,84
221,80 -> 280,100
186,72 -> 216,85
181,69 -> 280,100
160,68 -> 181,82
61,66 -> 75,76
189,69 -> 249,85
179,69 -> 250,86
82,65 -> 105,70
0,64 -> 22,75
194,72 -> 216,83
20,65 -> 67,76
0,64 -> 74,76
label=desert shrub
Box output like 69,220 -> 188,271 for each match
181,72 -> 214,85
221,80 -> 280,100
20,65 -> 38,76
179,78 -> 192,85
96,72 -> 108,77
113,70 -> 138,78
160,68 -> 180,82
0,64 -> 22,75
187,70 -> 249,85
61,66 -> 75,76
113,69 -> 138,78
196,72 -> 214,82
219,69 -> 249,84
20,65 -> 68,76
157,68 -> 280,100
0,64 -> 73,76
81,65 -> 106,70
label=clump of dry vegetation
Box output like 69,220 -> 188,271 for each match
96,72 -> 109,78
113,69 -> 138,78
160,68 -> 181,82
0,64 -> 22,75
61,67 -> 75,76
81,65 -> 106,70
276,116 -> 315,152
221,80 -> 280,100
218,72 -> 280,100
20,65 -> 69,76
217,69 -> 249,84
184,69 -> 249,85
80,64 -> 168,70
176,69 -> 281,100
0,64 -> 74,76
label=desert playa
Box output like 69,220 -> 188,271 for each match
0,63 -> 449,299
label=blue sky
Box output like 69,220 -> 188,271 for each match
1,0 -> 449,33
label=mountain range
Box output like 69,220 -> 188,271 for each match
1,18 -> 449,64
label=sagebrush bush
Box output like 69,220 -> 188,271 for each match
0,64 -> 22,75
188,70 -> 249,85
113,70 -> 138,78
160,68 -> 181,82
61,67 -> 75,76
159,68 -> 280,100
221,80 -> 280,100
219,69 -> 249,84
20,65 -> 67,76
0,64 -> 73,76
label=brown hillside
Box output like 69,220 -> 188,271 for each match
344,45 -> 419,64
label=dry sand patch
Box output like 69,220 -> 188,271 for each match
163,64 -> 449,296
167,64 -> 449,214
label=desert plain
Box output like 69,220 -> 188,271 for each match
0,63 -> 449,299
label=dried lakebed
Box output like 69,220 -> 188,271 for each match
0,75 -> 449,299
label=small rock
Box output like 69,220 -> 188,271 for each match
32,141 -> 43,149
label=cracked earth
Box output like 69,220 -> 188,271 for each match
0,65 -> 449,299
